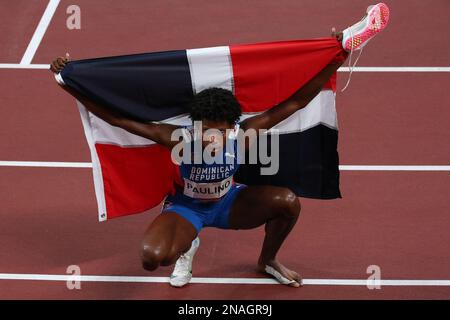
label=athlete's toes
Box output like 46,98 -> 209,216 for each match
291,271 -> 303,286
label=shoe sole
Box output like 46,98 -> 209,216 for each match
344,3 -> 390,51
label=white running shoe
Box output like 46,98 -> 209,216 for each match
342,3 -> 390,52
169,237 -> 200,287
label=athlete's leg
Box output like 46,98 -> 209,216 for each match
141,212 -> 198,271
228,186 -> 302,287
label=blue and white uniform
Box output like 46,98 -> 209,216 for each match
162,125 -> 246,232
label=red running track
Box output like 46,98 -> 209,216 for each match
0,0 -> 449,299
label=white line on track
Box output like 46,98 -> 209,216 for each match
1,64 -> 450,72
339,165 -> 450,171
0,64 -> 50,69
338,67 -> 450,72
1,161 -> 450,171
0,161 -> 92,168
20,0 -> 61,65
0,273 -> 449,286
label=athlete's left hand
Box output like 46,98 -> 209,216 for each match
50,53 -> 70,74
331,27 -> 343,42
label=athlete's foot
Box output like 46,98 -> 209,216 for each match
257,259 -> 302,288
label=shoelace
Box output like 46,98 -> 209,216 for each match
341,27 -> 364,92
172,254 -> 190,275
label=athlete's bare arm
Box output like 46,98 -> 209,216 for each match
50,55 -> 180,149
240,59 -> 342,132
241,30 -> 345,132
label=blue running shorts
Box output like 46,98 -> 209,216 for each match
162,184 -> 247,233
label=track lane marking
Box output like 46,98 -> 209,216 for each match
0,64 -> 50,69
1,161 -> 450,171
338,67 -> 450,72
339,165 -> 450,171
20,0 -> 61,65
0,273 -> 449,286
0,161 -> 92,168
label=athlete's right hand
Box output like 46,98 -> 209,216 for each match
50,53 -> 70,74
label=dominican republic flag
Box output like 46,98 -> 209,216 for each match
56,38 -> 344,221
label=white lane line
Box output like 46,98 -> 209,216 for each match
20,0 -> 61,65
338,67 -> 450,72
1,64 -> 450,72
1,161 -> 450,171
339,165 -> 450,171
0,161 -> 92,168
0,64 -> 50,69
0,273 -> 449,286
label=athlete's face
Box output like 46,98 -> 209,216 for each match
199,119 -> 234,151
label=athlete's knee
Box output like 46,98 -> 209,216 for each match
274,188 -> 301,219
140,244 -> 165,271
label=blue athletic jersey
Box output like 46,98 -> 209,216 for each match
174,124 -> 240,201
164,124 -> 246,232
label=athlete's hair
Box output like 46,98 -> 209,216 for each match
188,87 -> 242,125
